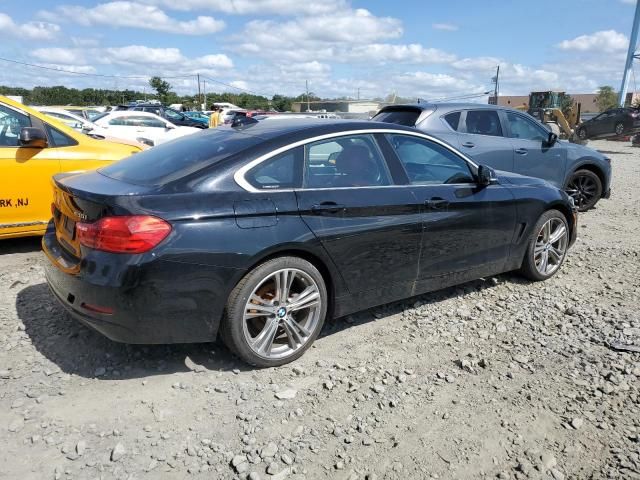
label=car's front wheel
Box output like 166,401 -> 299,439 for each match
520,210 -> 569,281
565,169 -> 602,211
221,256 -> 328,367
576,126 -> 588,140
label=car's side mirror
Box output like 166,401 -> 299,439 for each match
165,124 -> 175,130
546,132 -> 558,146
477,164 -> 497,187
19,127 -> 48,148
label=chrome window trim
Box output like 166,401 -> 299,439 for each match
234,128 -> 479,193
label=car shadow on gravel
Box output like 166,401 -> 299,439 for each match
18,273 -> 523,380
16,283 -> 250,380
0,237 -> 42,255
319,272 -> 525,339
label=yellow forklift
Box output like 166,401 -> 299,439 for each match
518,91 -> 585,144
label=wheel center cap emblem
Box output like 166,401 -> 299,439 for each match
277,307 -> 287,318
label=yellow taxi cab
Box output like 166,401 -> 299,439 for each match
0,95 -> 143,239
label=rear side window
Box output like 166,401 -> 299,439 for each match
100,129 -> 263,186
444,111 -> 461,131
246,148 -> 302,190
465,110 -> 503,137
373,109 -> 420,126
304,134 -> 391,188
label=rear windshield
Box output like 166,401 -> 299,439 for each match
373,109 -> 421,126
99,129 -> 262,186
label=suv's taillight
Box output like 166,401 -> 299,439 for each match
77,216 -> 171,254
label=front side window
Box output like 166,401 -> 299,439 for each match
387,134 -> 474,185
246,148 -> 302,190
0,104 -> 31,147
506,113 -> 548,141
304,134 -> 391,188
44,124 -> 78,147
465,110 -> 503,137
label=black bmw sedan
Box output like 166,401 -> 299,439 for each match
43,120 -> 577,367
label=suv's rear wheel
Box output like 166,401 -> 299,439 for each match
221,257 -> 327,367
565,169 -> 602,211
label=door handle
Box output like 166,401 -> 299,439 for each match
425,197 -> 449,210
515,148 -> 528,155
462,142 -> 475,148
311,202 -> 346,214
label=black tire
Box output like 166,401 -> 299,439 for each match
220,256 -> 328,367
614,122 -> 624,136
576,126 -> 588,140
565,169 -> 602,211
519,209 -> 569,282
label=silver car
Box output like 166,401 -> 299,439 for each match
373,103 -> 612,211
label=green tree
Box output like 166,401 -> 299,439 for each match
595,86 -> 618,112
149,76 -> 172,103
271,94 -> 293,112
560,94 -> 575,117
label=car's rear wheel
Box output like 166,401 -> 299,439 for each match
614,122 -> 625,136
221,257 -> 327,367
565,169 -> 602,211
520,210 -> 569,281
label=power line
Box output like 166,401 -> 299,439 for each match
0,56 -> 193,80
200,75 -> 269,97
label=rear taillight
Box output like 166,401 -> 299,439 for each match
77,216 -> 171,254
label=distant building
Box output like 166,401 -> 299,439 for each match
491,92 -> 640,113
291,100 -> 380,114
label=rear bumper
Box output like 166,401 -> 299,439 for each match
42,225 -> 240,344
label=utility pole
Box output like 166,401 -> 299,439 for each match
203,80 -> 207,111
357,87 -> 360,100
306,80 -> 310,112
619,0 -> 640,106
197,73 -> 202,109
490,65 -> 500,104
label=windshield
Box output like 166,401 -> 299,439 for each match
99,129 -> 262,186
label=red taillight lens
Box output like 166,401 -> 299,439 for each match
77,216 -> 171,254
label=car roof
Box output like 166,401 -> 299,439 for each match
104,110 -> 165,117
215,118 -> 421,141
378,102 -> 521,113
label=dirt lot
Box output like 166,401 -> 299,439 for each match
1,140 -> 639,480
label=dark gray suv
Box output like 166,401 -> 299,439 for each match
373,103 -> 612,211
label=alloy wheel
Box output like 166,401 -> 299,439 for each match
565,174 -> 598,210
533,218 -> 568,276
615,122 -> 624,136
242,268 -> 322,360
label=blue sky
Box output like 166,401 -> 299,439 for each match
0,0 -> 637,100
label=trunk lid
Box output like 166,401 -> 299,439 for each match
51,171 -> 153,259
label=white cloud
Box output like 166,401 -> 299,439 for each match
39,1 -> 225,35
32,48 -> 86,65
344,44 -> 456,65
557,30 -> 628,53
451,56 -> 501,71
0,13 -> 59,40
229,80 -> 249,91
620,0 -> 636,4
143,0 -> 347,15
432,23 -> 458,31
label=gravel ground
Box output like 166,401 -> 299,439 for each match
0,140 -> 638,480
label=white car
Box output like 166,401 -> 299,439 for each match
34,107 -> 109,135
92,110 -> 200,146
